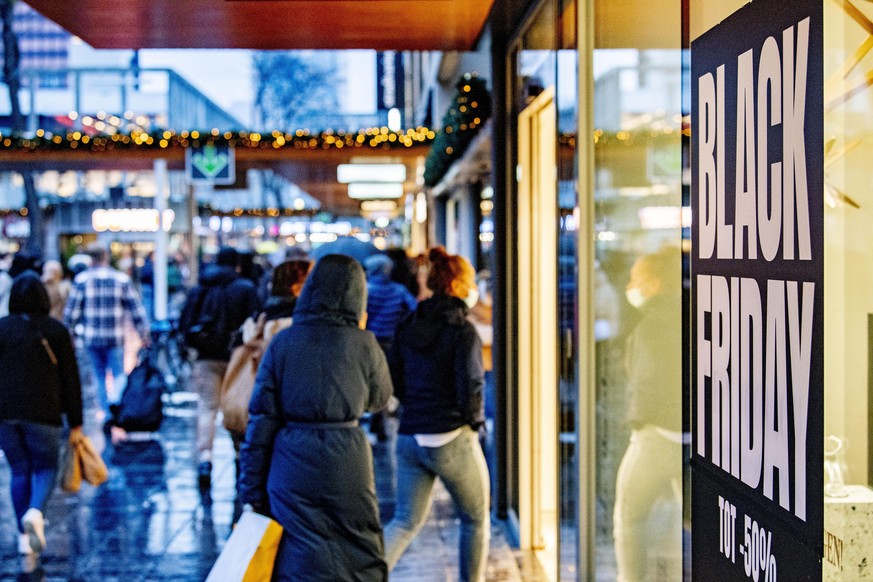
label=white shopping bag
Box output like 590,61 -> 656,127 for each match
206,509 -> 283,582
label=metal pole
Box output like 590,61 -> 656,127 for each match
188,183 -> 199,284
153,159 -> 169,323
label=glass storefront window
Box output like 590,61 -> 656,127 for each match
592,1 -> 685,580
511,1 -> 581,579
689,0 -> 873,578
822,0 -> 873,577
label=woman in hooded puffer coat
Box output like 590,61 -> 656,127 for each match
239,254 -> 392,581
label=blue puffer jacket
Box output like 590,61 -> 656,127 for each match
388,293 -> 484,435
239,255 -> 392,582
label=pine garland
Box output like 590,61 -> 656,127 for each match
423,73 -> 492,188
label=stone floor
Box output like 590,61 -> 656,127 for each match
0,379 -> 530,581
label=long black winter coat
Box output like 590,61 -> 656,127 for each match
388,293 -> 484,435
239,255 -> 392,582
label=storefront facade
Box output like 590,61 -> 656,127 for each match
490,0 -> 873,579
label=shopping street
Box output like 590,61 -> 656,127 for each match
0,375 -> 541,581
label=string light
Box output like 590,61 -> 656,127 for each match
199,205 -> 318,219
0,126 -> 436,154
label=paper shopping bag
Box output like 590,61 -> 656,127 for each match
60,442 -> 82,493
206,510 -> 283,582
77,434 -> 108,487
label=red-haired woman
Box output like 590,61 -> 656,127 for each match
384,247 -> 489,582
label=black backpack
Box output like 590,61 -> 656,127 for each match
111,347 -> 165,432
184,283 -> 233,358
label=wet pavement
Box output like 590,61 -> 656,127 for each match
0,365 -> 527,581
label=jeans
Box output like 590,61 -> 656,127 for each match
613,426 -> 683,582
141,285 -> 155,322
0,421 -> 61,532
191,359 -> 228,462
384,426 -> 490,582
86,344 -> 126,416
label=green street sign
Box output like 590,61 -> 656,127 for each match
186,143 -> 235,185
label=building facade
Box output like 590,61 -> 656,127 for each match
470,0 -> 873,579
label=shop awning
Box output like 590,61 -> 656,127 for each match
24,0 -> 493,51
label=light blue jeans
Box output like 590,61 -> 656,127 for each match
613,426 -> 684,582
0,421 -> 61,532
384,426 -> 490,582
86,345 -> 126,415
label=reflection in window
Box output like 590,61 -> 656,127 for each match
593,46 -> 685,581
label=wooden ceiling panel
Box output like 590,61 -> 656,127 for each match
24,0 -> 493,51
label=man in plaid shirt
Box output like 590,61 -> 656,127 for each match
64,244 -> 150,423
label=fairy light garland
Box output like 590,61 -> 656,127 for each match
0,126 -> 436,153
203,205 -> 319,219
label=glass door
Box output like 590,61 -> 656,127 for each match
517,84 -> 560,580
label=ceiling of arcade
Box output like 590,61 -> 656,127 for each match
18,0 -> 494,215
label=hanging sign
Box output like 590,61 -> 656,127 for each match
186,143 -> 235,185
377,51 -> 404,111
691,1 -> 823,580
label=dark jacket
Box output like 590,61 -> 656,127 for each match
388,294 -> 484,435
239,255 -> 392,582
0,274 -> 83,428
262,294 -> 296,322
179,264 -> 260,361
365,274 -> 417,344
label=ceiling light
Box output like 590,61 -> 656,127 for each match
360,200 -> 397,212
348,183 -> 404,200
338,164 -> 406,184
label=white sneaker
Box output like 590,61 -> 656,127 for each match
18,533 -> 33,555
21,508 -> 45,552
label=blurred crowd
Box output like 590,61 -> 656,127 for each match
0,240 -> 495,582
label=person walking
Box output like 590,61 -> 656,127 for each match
239,254 -> 392,582
363,253 -> 416,442
179,247 -> 260,489
63,244 -> 150,426
260,259 -> 310,324
383,247 -> 489,582
0,273 -> 83,555
226,259 -> 310,453
42,259 -> 71,321
224,259 -> 310,522
363,253 -> 417,352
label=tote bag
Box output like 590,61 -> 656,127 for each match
220,316 -> 292,434
206,509 -> 283,582
220,341 -> 263,434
